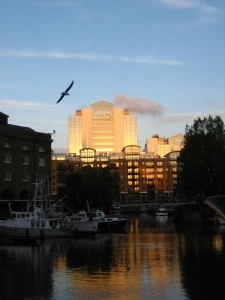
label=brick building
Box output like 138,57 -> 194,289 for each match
51,146 -> 179,204
0,112 -> 52,207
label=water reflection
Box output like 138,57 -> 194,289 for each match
0,215 -> 225,300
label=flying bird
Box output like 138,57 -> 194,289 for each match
56,80 -> 74,103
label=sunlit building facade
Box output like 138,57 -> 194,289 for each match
68,100 -> 137,155
51,147 -> 179,203
145,133 -> 184,157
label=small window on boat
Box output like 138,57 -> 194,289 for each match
36,221 -> 40,227
31,221 -> 35,227
41,221 -> 45,227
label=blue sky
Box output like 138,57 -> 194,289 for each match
0,0 -> 224,152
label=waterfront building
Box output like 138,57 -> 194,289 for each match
0,112 -> 52,207
68,100 -> 137,155
51,147 -> 179,203
145,133 -> 184,157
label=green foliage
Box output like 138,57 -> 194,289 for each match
65,166 -> 120,211
177,115 -> 225,201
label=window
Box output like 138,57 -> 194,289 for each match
22,145 -> 29,150
22,173 -> 30,182
4,172 -> 11,181
37,174 -> 44,182
146,168 -> 154,174
4,142 -> 10,148
146,174 -> 155,179
39,147 -> 44,152
39,158 -> 45,166
146,161 -> 154,167
4,154 -> 11,163
22,156 -> 29,165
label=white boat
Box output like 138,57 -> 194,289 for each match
155,205 -> 168,216
0,180 -> 70,239
88,210 -> 128,232
0,207 -> 70,238
65,211 -> 99,237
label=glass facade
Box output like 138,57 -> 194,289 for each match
68,100 -> 137,155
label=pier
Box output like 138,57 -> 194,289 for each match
119,202 -> 193,214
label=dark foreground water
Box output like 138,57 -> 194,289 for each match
0,214 -> 225,300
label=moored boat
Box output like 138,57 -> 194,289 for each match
0,206 -> 70,238
0,180 -> 71,239
64,211 -> 99,237
155,205 -> 168,217
88,210 -> 128,232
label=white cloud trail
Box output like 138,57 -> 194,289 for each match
0,49 -> 183,66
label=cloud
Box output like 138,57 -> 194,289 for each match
113,94 -> 166,116
0,99 -> 51,109
0,49 -> 183,66
160,0 -> 198,9
159,0 -> 222,14
153,111 -> 225,125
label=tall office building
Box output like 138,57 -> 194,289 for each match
68,100 -> 137,155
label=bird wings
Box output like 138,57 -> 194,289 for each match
56,94 -> 64,103
65,80 -> 74,93
56,80 -> 74,103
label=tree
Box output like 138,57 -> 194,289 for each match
177,115 -> 225,202
65,166 -> 120,211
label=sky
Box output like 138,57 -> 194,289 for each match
0,0 -> 225,153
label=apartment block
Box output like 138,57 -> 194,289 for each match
51,146 -> 179,203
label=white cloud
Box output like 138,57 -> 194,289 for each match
154,111 -> 225,125
159,0 -> 222,14
0,49 -> 183,66
0,99 -> 52,109
160,0 -> 198,9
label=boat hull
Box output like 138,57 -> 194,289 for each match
98,219 -> 128,232
155,212 -> 168,216
71,220 -> 99,237
0,226 -> 70,238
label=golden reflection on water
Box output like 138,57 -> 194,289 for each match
1,215 -> 225,300
54,216 -> 184,299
